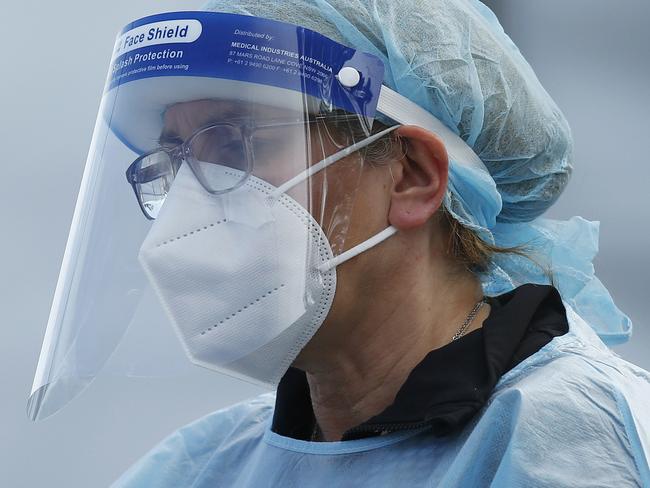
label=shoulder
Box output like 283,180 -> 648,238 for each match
481,308 -> 650,486
494,301 -> 650,406
111,392 -> 276,487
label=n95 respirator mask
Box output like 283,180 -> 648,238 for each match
138,132 -> 398,386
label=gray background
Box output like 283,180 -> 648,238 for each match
1,1 -> 648,487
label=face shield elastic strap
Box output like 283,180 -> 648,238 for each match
265,124 -> 401,274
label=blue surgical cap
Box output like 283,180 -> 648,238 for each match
202,0 -> 632,344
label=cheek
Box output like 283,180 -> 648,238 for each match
316,162 -> 393,255
327,167 -> 394,312
344,165 -> 393,246
281,156 -> 364,255
274,148 -> 392,256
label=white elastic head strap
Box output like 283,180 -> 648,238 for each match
376,85 -> 487,173
273,85 -> 486,273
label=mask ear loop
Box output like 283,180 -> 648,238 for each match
316,226 -> 397,273
266,124 -> 402,273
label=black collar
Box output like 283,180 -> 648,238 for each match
271,283 -> 569,441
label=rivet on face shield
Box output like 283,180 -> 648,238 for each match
337,67 -> 361,88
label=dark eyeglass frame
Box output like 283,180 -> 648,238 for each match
125,113 -> 367,220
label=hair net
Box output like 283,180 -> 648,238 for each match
202,0 -> 631,344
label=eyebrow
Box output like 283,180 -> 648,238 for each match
156,101 -> 299,146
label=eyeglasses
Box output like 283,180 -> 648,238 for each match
125,114 -> 366,220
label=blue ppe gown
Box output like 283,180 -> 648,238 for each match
113,304 -> 650,487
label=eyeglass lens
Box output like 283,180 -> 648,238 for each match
134,151 -> 178,219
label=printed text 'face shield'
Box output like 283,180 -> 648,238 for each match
28,11 -> 386,421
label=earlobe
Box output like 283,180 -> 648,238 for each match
387,126 -> 449,231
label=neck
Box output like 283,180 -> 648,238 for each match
294,244 -> 489,441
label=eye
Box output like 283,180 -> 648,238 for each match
158,135 -> 183,148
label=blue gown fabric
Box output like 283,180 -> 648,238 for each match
113,304 -> 650,487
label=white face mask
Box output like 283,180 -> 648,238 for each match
138,129 -> 398,386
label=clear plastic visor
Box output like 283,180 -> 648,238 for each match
28,77 -> 387,421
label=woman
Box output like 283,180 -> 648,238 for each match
101,0 -> 647,486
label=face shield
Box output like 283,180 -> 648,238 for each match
29,11 -> 488,421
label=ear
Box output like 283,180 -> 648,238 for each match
388,125 -> 449,230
